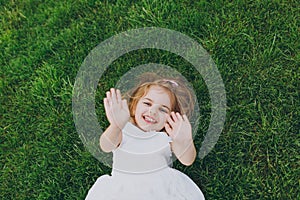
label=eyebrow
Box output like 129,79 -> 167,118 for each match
143,98 -> 171,111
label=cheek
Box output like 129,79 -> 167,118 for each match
134,104 -> 146,116
160,113 -> 169,122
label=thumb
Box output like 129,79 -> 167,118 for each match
122,99 -> 128,108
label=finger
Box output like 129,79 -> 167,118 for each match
176,112 -> 183,120
110,88 -> 117,104
106,91 -> 111,99
122,99 -> 129,110
105,92 -> 112,106
167,115 -> 175,126
164,123 -> 172,135
183,114 -> 189,121
116,89 -> 122,103
171,112 -> 178,122
103,98 -> 110,113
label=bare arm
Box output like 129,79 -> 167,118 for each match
165,112 -> 196,166
100,124 -> 122,152
170,138 -> 196,166
100,88 -> 130,152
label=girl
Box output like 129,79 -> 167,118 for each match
85,77 -> 205,200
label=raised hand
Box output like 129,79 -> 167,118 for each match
165,112 -> 193,142
103,88 -> 130,130
165,112 -> 196,166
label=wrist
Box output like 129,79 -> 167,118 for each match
172,136 -> 193,144
172,138 -> 194,150
110,121 -> 127,130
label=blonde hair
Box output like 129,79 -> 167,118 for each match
124,72 -> 195,121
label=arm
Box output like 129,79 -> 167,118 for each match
165,112 -> 196,166
99,88 -> 130,152
100,124 -> 122,152
170,137 -> 196,166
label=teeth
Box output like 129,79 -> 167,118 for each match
145,116 -> 155,123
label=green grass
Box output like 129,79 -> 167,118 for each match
1,0 -> 299,199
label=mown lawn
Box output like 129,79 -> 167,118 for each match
1,0 -> 299,199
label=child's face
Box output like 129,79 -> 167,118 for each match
134,86 -> 171,132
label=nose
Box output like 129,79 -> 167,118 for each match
149,105 -> 159,115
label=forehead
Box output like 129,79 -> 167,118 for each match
142,86 -> 171,107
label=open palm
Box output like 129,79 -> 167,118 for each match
165,112 -> 193,143
103,88 -> 130,129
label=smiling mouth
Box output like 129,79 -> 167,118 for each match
143,115 -> 157,124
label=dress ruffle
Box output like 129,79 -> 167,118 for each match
86,168 -> 204,200
85,123 -> 205,200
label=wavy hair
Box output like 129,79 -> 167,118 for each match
124,72 -> 195,122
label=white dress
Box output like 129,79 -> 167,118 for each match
85,122 -> 205,200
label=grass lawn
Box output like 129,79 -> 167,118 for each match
1,0 -> 299,199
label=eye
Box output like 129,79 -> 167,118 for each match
143,101 -> 151,106
159,107 -> 169,114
